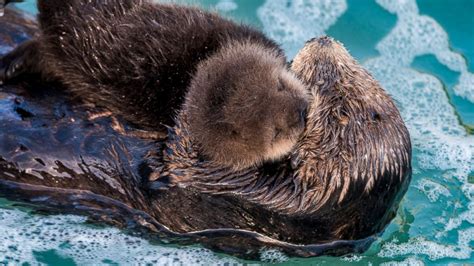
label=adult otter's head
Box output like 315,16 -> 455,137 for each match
286,36 -> 412,212
183,41 -> 308,170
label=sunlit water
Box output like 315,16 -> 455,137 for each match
1,0 -> 473,264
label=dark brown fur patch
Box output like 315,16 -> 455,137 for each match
29,0 -> 285,130
21,0 -> 307,170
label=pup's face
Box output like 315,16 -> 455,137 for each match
221,68 -> 308,165
186,43 -> 308,170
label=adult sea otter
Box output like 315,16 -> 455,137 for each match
0,3 -> 411,259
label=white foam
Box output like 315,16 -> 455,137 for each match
444,201 -> 474,232
374,0 -> 474,103
215,0 -> 238,12
364,0 -> 474,231
341,254 -> 363,262
415,179 -> 451,202
455,72 -> 474,103
380,257 -> 425,266
257,0 -> 347,58
259,248 -> 289,263
379,232 -> 473,260
0,209 -> 238,265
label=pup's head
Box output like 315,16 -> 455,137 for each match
184,41 -> 308,170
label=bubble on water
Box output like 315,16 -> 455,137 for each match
259,248 -> 288,263
375,0 -> 474,103
380,257 -> 425,266
379,231 -> 473,260
215,0 -> 238,12
415,179 -> 451,202
445,201 -> 474,232
455,72 -> 474,103
0,209 -> 238,264
341,254 -> 363,262
257,0 -> 347,58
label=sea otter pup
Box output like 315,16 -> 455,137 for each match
0,0 -> 308,170
183,41 -> 307,170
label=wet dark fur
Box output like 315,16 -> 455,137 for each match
2,0 -> 285,130
0,0 -> 309,169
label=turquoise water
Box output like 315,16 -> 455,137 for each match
1,0 -> 473,265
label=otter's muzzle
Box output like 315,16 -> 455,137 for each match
305,35 -> 334,47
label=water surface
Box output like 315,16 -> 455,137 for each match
1,0 -> 473,264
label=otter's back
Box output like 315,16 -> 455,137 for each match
39,0 -> 282,129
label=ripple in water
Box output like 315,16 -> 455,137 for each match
0,209 -> 238,264
215,0 -> 238,13
257,0 -> 348,59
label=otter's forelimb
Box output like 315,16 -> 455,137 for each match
0,40 -> 42,83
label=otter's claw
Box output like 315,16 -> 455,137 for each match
0,40 -> 39,84
148,180 -> 171,191
147,169 -> 190,191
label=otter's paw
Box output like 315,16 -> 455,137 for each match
0,52 -> 27,84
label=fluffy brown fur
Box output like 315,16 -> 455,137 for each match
0,0 -> 308,169
184,41 -> 307,169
